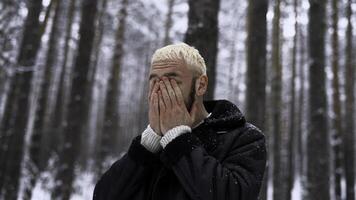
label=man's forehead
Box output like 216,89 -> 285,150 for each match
151,59 -> 185,69
149,60 -> 192,81
150,60 -> 187,74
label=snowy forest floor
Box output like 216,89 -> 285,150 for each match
30,168 -> 304,200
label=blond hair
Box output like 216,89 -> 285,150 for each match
151,43 -> 207,76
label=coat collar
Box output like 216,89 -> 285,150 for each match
192,99 -> 246,152
202,99 -> 246,130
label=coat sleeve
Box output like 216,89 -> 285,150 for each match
159,126 -> 267,200
93,135 -> 161,200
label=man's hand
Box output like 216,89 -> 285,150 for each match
158,77 -> 197,135
148,80 -> 162,136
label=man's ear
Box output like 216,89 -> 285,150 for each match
195,75 -> 208,96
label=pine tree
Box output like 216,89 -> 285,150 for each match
246,0 -> 268,199
98,0 -> 129,174
185,0 -> 220,100
343,0 -> 355,199
23,0 -> 67,198
50,0 -> 77,157
0,0 -> 43,198
331,0 -> 343,198
271,0 -> 288,199
287,0 -> 299,199
51,0 -> 99,198
306,0 -> 330,199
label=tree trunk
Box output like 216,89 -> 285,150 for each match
50,0 -> 77,157
97,0 -> 129,175
271,0 -> 288,199
184,0 -> 220,100
22,0 -> 66,198
306,0 -> 330,199
287,0 -> 298,199
93,0 -> 108,68
0,0 -> 43,199
246,0 -> 268,199
42,1 -> 55,34
343,0 -> 355,199
297,24 -> 307,198
331,0 -> 343,199
83,0 -> 108,169
51,0 -> 99,199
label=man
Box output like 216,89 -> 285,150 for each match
93,43 -> 267,200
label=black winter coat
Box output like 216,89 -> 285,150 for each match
93,99 -> 267,200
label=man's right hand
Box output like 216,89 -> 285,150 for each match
148,80 -> 162,136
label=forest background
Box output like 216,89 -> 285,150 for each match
0,0 -> 355,200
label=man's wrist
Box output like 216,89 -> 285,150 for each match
140,124 -> 162,153
160,125 -> 192,148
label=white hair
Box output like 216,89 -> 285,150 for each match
151,43 -> 207,76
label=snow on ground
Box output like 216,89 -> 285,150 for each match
268,176 -> 303,200
31,171 -> 303,200
292,176 -> 302,200
31,171 -> 95,200
70,172 -> 95,200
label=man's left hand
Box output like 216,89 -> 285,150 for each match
157,77 -> 197,135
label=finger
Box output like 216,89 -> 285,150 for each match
152,82 -> 160,101
149,90 -> 154,109
148,80 -> 155,100
162,77 -> 177,107
148,80 -> 159,101
152,92 -> 158,113
158,90 -> 166,112
148,83 -> 153,99
159,80 -> 172,109
170,79 -> 184,106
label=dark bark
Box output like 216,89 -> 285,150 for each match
287,0 -> 298,199
50,0 -> 77,157
0,0 -> 43,198
40,0 -> 55,37
97,0 -> 129,175
89,0 -> 113,172
22,0 -> 66,199
51,0 -> 99,199
184,0 -> 220,100
89,0 -> 108,85
83,0 -> 108,169
246,0 -> 268,137
271,0 -> 288,199
331,0 -> 343,199
343,0 -> 355,199
246,0 -> 268,199
306,0 -> 330,199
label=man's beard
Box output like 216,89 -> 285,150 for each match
186,76 -> 197,113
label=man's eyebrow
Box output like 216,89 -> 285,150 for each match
149,72 -> 181,80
